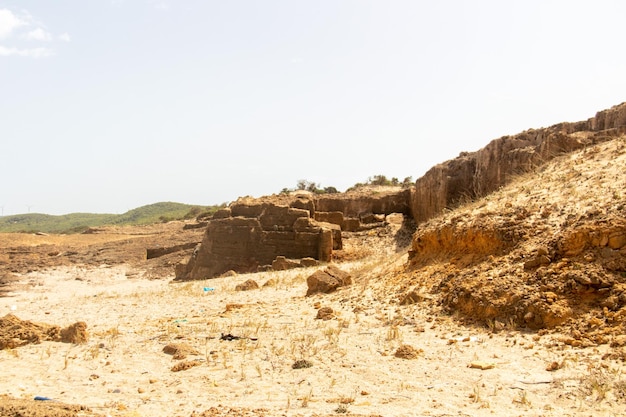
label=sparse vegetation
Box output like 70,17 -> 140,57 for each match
280,179 -> 340,195
345,174 -> 414,192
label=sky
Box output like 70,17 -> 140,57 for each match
1,1 -> 625,216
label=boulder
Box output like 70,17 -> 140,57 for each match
235,279 -> 259,291
306,265 -> 352,296
300,257 -> 319,267
316,306 -> 335,320
272,256 -> 300,271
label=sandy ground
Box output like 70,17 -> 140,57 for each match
2,253 -> 625,417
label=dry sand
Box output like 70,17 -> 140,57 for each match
2,254 -> 625,417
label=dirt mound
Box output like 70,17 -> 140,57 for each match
0,314 -> 87,349
403,136 -> 626,344
394,344 -> 421,359
60,321 -> 89,344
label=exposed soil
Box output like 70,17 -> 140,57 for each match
1,137 -> 625,417
394,137 -> 626,345
0,222 -> 205,285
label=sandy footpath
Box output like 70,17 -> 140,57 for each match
1,258 -> 625,417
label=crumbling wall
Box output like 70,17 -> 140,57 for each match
175,188 -> 415,280
176,198 -> 339,280
315,189 -> 411,218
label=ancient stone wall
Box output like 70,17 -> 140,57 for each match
176,189 -> 413,280
176,197 -> 340,280
315,189 -> 411,217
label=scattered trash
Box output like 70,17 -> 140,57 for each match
34,396 -> 52,401
172,319 -> 188,324
203,287 -> 215,292
220,333 -> 241,341
219,333 -> 257,342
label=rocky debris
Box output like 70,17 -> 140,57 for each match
271,256 -> 300,271
163,343 -> 200,360
523,247 -> 552,269
0,394 -> 97,417
189,407 -> 271,417
268,256 -> 319,271
224,303 -> 244,312
394,344 -> 421,359
0,314 -> 88,349
469,361 -> 495,370
300,257 -> 319,267
546,361 -> 561,371
306,265 -> 352,296
59,321 -> 88,344
262,278 -> 277,287
315,306 -> 335,320
399,290 -> 431,305
235,279 -> 259,291
189,407 -> 275,417
171,359 -> 202,372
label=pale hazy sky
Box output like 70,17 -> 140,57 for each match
1,1 -> 625,215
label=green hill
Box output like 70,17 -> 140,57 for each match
0,202 -> 219,234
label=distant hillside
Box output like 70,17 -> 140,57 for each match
0,202 -> 218,234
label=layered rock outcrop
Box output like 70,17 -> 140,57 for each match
410,102 -> 626,224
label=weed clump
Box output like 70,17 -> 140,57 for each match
292,359 -> 313,369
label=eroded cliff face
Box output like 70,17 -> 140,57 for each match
410,102 -> 626,224
403,128 -> 626,338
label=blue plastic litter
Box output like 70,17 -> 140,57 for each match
203,287 -> 215,292
34,396 -> 52,401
